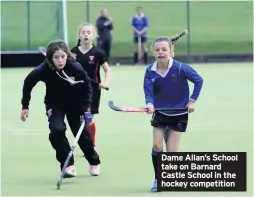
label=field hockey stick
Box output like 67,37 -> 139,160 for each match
171,29 -> 188,44
38,46 -> 109,91
137,36 -> 142,65
56,120 -> 86,190
38,46 -> 46,56
108,101 -> 187,113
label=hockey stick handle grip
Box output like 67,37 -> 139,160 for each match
153,107 -> 187,111
108,101 -> 187,113
170,29 -> 188,44
92,80 -> 109,91
90,79 -> 109,91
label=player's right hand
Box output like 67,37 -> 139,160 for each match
20,109 -> 29,122
99,82 -> 108,90
146,103 -> 154,114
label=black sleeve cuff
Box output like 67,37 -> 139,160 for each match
22,105 -> 29,110
82,103 -> 91,112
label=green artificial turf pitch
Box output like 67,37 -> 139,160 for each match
1,63 -> 253,196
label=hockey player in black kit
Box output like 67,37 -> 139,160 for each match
20,40 -> 101,177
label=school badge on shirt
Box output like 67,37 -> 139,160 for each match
89,56 -> 94,64
172,73 -> 177,82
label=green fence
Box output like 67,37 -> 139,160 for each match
1,1 -> 65,51
1,1 -> 252,57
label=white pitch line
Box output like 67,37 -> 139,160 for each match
1,128 -> 46,132
1,123 -> 251,137
1,128 -> 47,136
1,125 -> 149,136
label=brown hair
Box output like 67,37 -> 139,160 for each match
45,39 -> 75,70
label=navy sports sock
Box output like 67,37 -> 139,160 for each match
134,52 -> 138,64
144,52 -> 148,64
152,149 -> 162,179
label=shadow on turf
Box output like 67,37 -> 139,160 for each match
76,174 -> 94,178
52,175 -> 100,191
53,181 -> 74,190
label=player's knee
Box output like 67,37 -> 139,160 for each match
49,122 -> 66,134
134,45 -> 138,51
153,143 -> 163,152
49,131 -> 64,140
48,131 -> 66,149
152,127 -> 164,151
142,44 -> 147,51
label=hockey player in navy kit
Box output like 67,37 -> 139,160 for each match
143,36 -> 204,192
131,6 -> 149,65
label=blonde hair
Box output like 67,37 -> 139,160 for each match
76,22 -> 97,46
151,29 -> 188,57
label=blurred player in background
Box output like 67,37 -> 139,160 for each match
131,6 -> 149,65
96,8 -> 113,62
20,40 -> 101,177
71,23 -> 111,150
143,35 -> 204,192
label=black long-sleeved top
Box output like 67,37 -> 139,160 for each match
21,61 -> 92,112
96,16 -> 113,41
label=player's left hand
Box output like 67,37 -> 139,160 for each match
99,82 -> 108,89
20,109 -> 29,122
186,100 -> 195,113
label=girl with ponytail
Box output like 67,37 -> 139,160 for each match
143,29 -> 204,192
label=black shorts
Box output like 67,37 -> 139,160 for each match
151,111 -> 188,132
91,89 -> 101,114
133,37 -> 147,43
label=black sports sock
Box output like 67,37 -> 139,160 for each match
152,149 -> 162,180
144,52 -> 148,64
134,52 -> 138,64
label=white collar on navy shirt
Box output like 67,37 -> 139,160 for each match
151,57 -> 173,78
135,13 -> 145,19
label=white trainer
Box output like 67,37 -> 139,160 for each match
64,165 -> 77,178
89,165 -> 100,176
